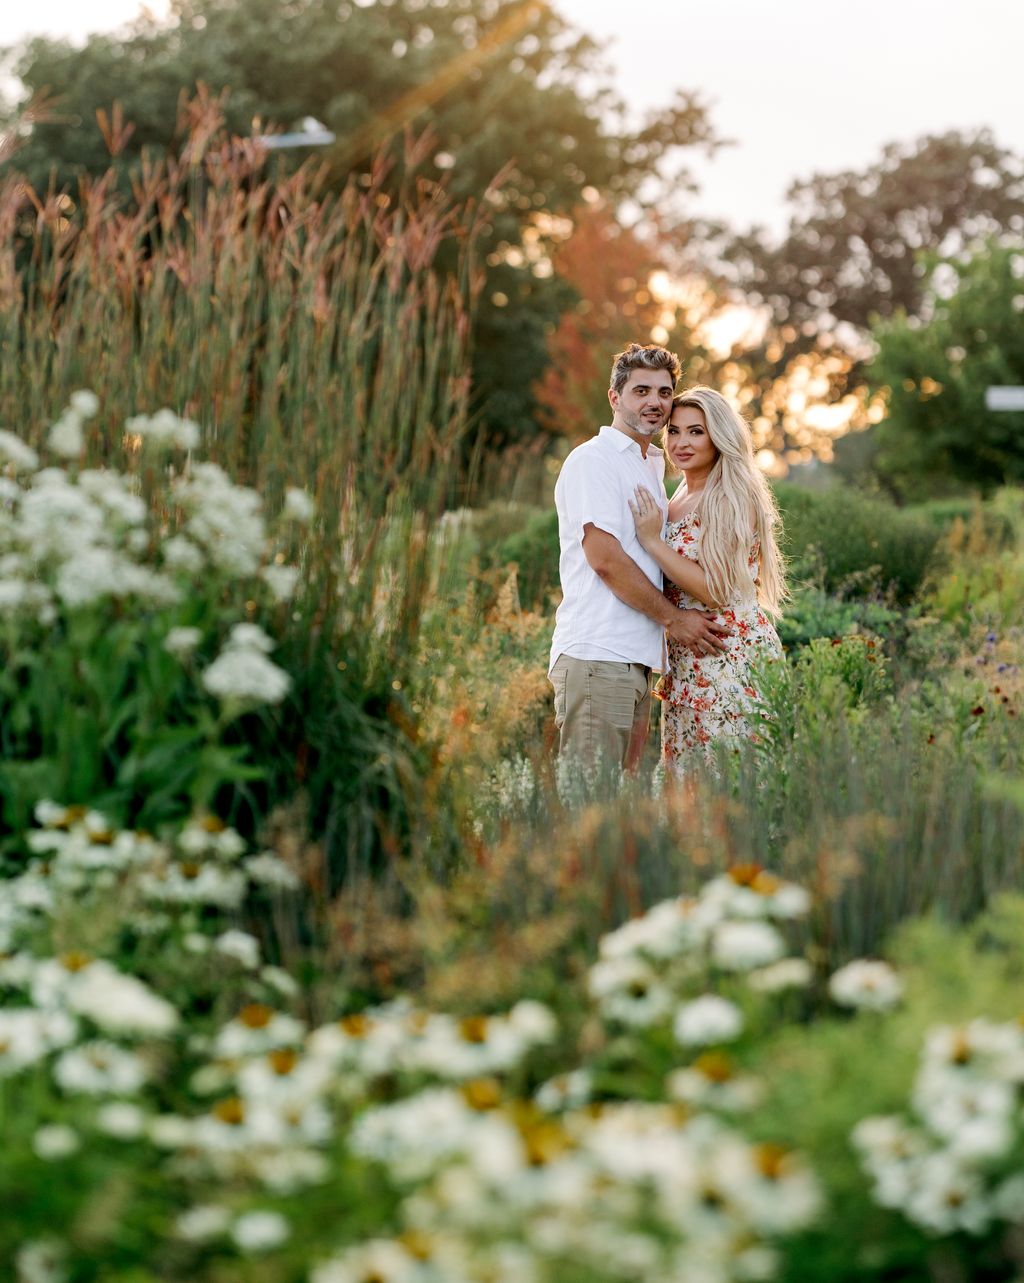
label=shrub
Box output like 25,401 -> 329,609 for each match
777,587 -> 906,652
774,482 -> 942,602
490,506 -> 560,609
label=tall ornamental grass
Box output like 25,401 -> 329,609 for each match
0,98 -> 484,874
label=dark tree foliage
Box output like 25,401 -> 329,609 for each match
2,0 -> 721,445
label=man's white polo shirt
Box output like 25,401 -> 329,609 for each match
549,425 -> 667,675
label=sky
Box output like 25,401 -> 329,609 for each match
2,0 -> 1024,235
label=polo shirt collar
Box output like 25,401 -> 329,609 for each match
598,425 -> 664,460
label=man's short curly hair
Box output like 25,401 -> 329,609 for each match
609,342 -> 682,395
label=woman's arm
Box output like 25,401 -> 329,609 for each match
628,486 -> 722,608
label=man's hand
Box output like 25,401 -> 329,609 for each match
667,609 -> 731,657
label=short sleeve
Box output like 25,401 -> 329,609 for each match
557,448 -> 629,545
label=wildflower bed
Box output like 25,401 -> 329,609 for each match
7,793 -> 1024,1282
0,397 -> 1023,1280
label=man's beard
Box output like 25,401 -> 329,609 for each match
621,406 -> 664,437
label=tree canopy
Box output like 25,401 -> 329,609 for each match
855,242 -> 1024,499
724,130 -> 1024,340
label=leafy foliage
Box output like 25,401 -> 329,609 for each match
726,130 -> 1024,339
774,482 -> 941,601
865,242 -> 1024,498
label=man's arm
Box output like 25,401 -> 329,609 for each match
582,525 -> 730,654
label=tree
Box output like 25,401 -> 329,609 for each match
702,131 -> 1024,470
724,130 -> 1024,339
860,241 -> 1024,498
531,201 -> 708,440
1,0 -> 721,446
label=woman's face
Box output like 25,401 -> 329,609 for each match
665,404 -> 717,476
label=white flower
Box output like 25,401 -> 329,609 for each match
76,470 -> 146,526
231,1210 -> 290,1253
747,957 -> 813,992
162,535 -> 205,573
225,623 -> 275,653
149,1114 -> 193,1148
0,429 -> 39,472
95,1102 -> 147,1140
0,1009 -> 75,1074
214,929 -> 261,970
851,1114 -> 923,1164
202,646 -> 291,707
311,1240 -> 423,1283
828,959 -> 903,1011
125,409 -> 200,450
67,961 -> 179,1037
587,955 -> 674,1028
213,1007 -> 305,1059
245,852 -> 300,890
176,818 -> 246,859
282,486 -> 315,524
15,1238 -> 67,1283
674,995 -> 744,1046
140,862 -> 246,908
69,390 -> 100,419
507,999 -> 557,1044
55,546 -> 179,608
0,578 -> 53,618
914,1074 -> 1015,1159
711,920 -> 786,971
599,897 -> 712,962
260,563 -> 300,602
47,412 -> 83,459
904,1152 -> 992,1235
53,1042 -> 149,1095
174,463 -> 265,576
164,626 -> 202,659
770,883 -> 812,918
174,1205 -> 231,1242
33,1124 -> 80,1160
666,1063 -> 764,1112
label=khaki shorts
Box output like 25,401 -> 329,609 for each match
549,655 -> 652,774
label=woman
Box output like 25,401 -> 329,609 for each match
628,387 -> 785,776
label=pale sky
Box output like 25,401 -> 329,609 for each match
3,0 -> 1024,235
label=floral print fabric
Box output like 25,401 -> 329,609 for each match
655,511 -> 782,776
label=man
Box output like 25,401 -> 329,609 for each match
548,343 -> 730,775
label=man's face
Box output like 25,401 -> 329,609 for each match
608,367 -> 675,436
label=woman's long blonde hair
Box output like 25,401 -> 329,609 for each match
669,387 -> 786,618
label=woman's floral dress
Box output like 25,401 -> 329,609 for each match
655,511 -> 781,776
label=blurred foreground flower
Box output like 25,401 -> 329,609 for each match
202,624 -> 291,708
829,960 -> 903,1011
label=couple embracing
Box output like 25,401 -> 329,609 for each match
548,343 -> 786,782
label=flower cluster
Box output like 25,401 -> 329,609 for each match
0,400 -> 312,743
10,803 -> 299,935
2,819 -> 825,1281
853,1018 -> 1024,1235
586,864 -> 811,1037
335,1094 -> 821,1283
200,623 -> 292,708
